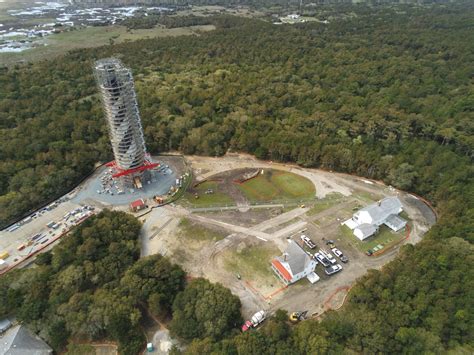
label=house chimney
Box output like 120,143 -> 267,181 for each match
283,252 -> 289,261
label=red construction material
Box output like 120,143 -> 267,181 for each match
105,159 -> 159,178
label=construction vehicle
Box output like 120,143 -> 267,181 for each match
134,176 -> 143,189
241,310 -> 266,332
289,311 -> 308,323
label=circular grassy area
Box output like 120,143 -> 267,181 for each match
236,169 -> 315,203
181,180 -> 234,207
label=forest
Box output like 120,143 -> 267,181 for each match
0,2 -> 473,353
1,5 -> 472,229
0,211 -> 242,354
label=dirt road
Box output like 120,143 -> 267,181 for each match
140,153 -> 436,319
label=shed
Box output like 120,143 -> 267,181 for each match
130,198 -> 146,212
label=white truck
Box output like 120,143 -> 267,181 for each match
301,235 -> 316,249
241,310 -> 266,332
319,249 -> 337,265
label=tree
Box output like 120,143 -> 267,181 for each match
170,278 -> 242,341
388,163 -> 418,190
119,254 -> 185,317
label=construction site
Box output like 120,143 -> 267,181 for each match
0,58 -> 436,325
0,151 -> 436,323
139,153 -> 436,319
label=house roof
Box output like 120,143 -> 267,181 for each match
385,214 -> 407,231
355,223 -> 378,239
357,197 -> 403,225
271,259 -> 292,281
0,325 -> 52,355
274,240 -> 312,280
130,199 -> 145,208
285,240 -> 309,275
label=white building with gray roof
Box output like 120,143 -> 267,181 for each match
271,240 -> 317,285
344,196 -> 407,240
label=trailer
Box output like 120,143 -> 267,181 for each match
7,224 -> 20,232
31,233 -> 43,241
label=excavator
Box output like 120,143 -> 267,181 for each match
289,310 -> 308,323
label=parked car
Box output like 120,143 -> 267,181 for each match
325,264 -> 343,276
331,248 -> 349,263
319,249 -> 337,264
366,249 -> 373,256
331,248 -> 343,258
314,253 -> 330,267
301,235 -> 316,249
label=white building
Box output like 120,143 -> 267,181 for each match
344,197 -> 407,241
271,240 -> 317,285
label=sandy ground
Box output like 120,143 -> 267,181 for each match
145,328 -> 176,355
139,153 -> 436,320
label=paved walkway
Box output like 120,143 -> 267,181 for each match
188,214 -> 271,241
253,207 -> 308,232
188,203 -> 284,213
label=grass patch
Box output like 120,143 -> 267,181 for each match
308,192 -> 345,215
181,181 -> 234,207
178,218 -> 226,242
224,243 -> 281,280
353,190 -> 384,204
237,170 -> 315,203
65,344 -> 96,355
340,223 -> 408,253
0,24 -> 215,65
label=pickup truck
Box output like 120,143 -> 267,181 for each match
301,235 -> 316,249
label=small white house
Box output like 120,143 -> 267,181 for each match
272,240 -> 317,285
344,197 -> 407,241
